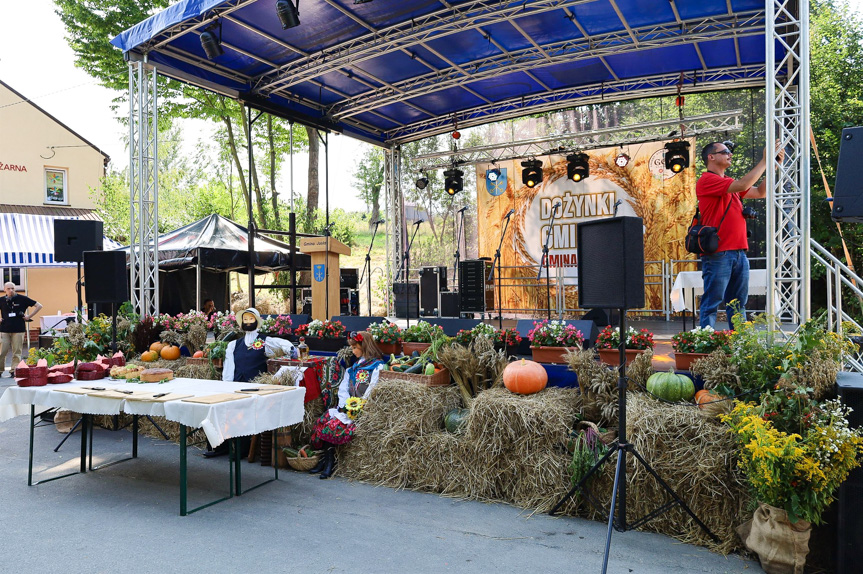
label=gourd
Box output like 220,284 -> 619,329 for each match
192,351 -> 204,358
424,362 -> 436,376
646,370 -> 695,402
695,389 -> 723,408
503,359 -> 548,395
140,350 -> 158,362
149,342 -> 165,353
160,345 -> 181,361
444,408 -> 469,433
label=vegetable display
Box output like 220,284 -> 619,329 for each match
646,370 -> 695,402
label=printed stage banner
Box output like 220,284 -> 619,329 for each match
475,139 -> 697,314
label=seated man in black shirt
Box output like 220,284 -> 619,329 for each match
0,282 -> 42,377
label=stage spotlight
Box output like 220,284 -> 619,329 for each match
521,159 -> 543,188
444,168 -> 464,195
664,141 -> 690,174
566,153 -> 589,182
416,174 -> 429,189
200,28 -> 224,59
276,0 -> 300,30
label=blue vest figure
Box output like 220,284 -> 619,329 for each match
232,338 -> 268,383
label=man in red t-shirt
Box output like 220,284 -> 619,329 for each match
696,141 -> 783,329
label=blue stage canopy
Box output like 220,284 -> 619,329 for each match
112,0 -> 775,146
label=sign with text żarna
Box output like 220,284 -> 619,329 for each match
474,139 -> 696,312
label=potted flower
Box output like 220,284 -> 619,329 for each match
671,326 -> 732,370
494,327 -> 523,357
294,319 -> 347,352
259,314 -> 293,337
401,321 -> 445,355
368,320 -> 403,355
454,329 -> 473,347
595,326 -> 654,366
527,320 -> 585,364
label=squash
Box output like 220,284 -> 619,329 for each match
503,359 -> 548,395
646,369 -> 695,402
424,362 -> 436,376
140,350 -> 158,362
444,408 -> 469,433
695,389 -> 723,408
192,351 -> 204,358
149,342 -> 165,353
160,345 -> 181,361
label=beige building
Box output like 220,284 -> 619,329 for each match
0,79 -> 110,332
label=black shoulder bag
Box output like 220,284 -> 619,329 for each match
684,198 -> 733,255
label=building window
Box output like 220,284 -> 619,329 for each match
2,267 -> 25,291
45,168 -> 68,205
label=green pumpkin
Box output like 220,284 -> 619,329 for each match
444,408 -> 469,434
646,370 -> 695,402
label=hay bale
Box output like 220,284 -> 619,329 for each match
175,363 -> 217,380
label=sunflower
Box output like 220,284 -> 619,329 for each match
345,397 -> 368,419
249,339 -> 265,350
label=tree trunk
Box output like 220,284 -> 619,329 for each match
306,126 -> 319,223
223,115 -> 250,219
267,115 -> 281,228
370,184 -> 381,229
241,110 -> 268,228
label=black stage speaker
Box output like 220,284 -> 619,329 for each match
54,219 -> 103,263
420,266 -> 446,316
340,268 -> 358,289
577,216 -> 644,309
832,127 -> 863,222
393,282 -> 419,318
836,372 -> 863,573
329,315 -> 386,333
515,318 -> 600,356
581,308 -> 610,328
424,318 -> 481,336
459,259 -> 494,313
83,250 -> 128,304
440,292 -> 461,317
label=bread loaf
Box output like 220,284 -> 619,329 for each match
140,368 -> 173,383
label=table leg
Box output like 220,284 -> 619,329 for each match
132,415 -> 139,458
87,414 -> 93,471
28,405 -> 35,486
180,424 -> 187,516
234,438 -> 242,496
273,429 -> 279,481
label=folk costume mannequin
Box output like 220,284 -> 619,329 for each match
204,307 -> 296,458
310,331 -> 384,479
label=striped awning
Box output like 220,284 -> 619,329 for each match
0,212 -> 121,267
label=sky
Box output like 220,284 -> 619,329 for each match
0,0 -> 370,212
1,1 -> 862,215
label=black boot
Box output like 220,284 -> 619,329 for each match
308,451 -> 327,474
319,447 -> 336,479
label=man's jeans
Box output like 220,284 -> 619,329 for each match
0,332 -> 25,373
699,250 -> 749,330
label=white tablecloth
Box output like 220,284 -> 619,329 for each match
40,314 -> 76,332
0,378 -> 306,448
670,269 -> 769,313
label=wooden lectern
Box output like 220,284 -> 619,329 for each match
300,236 -> 351,321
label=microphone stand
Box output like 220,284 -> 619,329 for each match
359,220 -> 383,317
395,221 -> 423,328
453,208 -> 466,290
488,211 -> 513,330
537,203 -> 560,320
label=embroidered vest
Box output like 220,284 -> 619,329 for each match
347,358 -> 382,397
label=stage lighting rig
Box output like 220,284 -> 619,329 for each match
415,173 -> 429,190
444,167 -> 464,195
664,141 -> 690,173
566,153 -> 589,182
199,23 -> 224,59
276,0 -> 300,29
521,159 -> 543,188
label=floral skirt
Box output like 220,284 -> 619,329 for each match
311,411 -> 355,448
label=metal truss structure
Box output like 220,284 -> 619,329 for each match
411,110 -> 744,171
766,1 -> 810,325
384,147 -> 403,315
128,60 -> 159,318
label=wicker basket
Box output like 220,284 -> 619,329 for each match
285,454 -> 321,471
379,366 -> 451,387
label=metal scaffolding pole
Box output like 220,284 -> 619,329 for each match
384,146 -> 402,316
766,0 -> 810,325
128,59 -> 159,318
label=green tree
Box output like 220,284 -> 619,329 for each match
353,147 -> 385,226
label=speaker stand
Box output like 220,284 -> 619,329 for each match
549,307 -> 718,573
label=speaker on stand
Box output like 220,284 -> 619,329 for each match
54,220 -> 104,323
83,250 -> 129,353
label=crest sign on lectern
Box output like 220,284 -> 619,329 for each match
300,237 -> 351,321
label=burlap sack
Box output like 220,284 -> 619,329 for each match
54,409 -> 82,433
737,502 -> 811,574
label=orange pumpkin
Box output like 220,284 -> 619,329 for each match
160,345 -> 181,361
140,350 -> 158,362
192,351 -> 204,358
503,359 -> 548,395
149,342 -> 165,353
695,389 -> 722,408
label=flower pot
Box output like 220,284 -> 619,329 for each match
376,341 -> 403,356
531,346 -> 577,364
673,352 -> 710,371
737,502 -> 810,574
597,348 -> 646,366
402,341 -> 431,356
304,337 -> 349,352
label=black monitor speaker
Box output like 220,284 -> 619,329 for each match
54,219 -> 103,263
836,372 -> 863,573
83,250 -> 128,304
832,127 -> 863,222
577,216 -> 644,309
